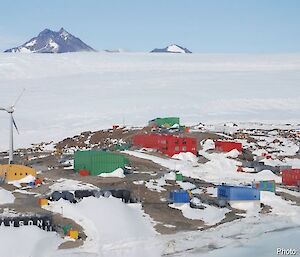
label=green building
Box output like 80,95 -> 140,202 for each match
74,150 -> 129,176
149,117 -> 180,128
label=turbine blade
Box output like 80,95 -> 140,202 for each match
0,107 -> 6,111
12,88 -> 25,107
12,116 -> 19,134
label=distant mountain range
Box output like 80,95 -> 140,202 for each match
4,28 -> 95,53
4,28 -> 192,54
150,44 -> 192,53
104,49 -> 128,53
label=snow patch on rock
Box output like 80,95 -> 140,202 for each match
98,168 -> 125,178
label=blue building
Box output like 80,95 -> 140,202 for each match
217,184 -> 260,204
169,190 -> 190,203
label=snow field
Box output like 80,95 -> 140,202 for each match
0,188 -> 15,204
0,226 -> 62,257
1,53 -> 300,150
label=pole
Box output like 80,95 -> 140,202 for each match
9,113 -> 13,164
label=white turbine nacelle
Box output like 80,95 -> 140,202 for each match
0,89 -> 24,164
6,107 -> 14,113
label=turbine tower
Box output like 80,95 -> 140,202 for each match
0,89 -> 25,164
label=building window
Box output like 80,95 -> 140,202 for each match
175,146 -> 179,151
15,173 -> 17,176
182,141 -> 187,145
182,146 -> 187,151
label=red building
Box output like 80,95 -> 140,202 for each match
132,133 -> 197,157
215,140 -> 242,152
282,169 -> 300,186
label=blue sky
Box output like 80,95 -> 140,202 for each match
0,0 -> 299,53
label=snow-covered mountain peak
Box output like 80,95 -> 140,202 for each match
150,44 -> 192,53
166,44 -> 186,53
4,28 -> 96,53
58,27 -> 70,40
59,27 -> 67,33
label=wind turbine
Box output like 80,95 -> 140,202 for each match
0,89 -> 25,164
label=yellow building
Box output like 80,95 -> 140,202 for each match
0,164 -> 37,182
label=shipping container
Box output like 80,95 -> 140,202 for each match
74,150 -> 129,176
148,117 -> 180,128
63,224 -> 72,235
215,140 -> 242,152
169,190 -> 190,203
252,180 -> 276,192
38,198 -> 49,206
68,230 -> 79,239
176,172 -> 183,181
217,185 -> 260,201
282,169 -> 300,186
132,133 -> 197,157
